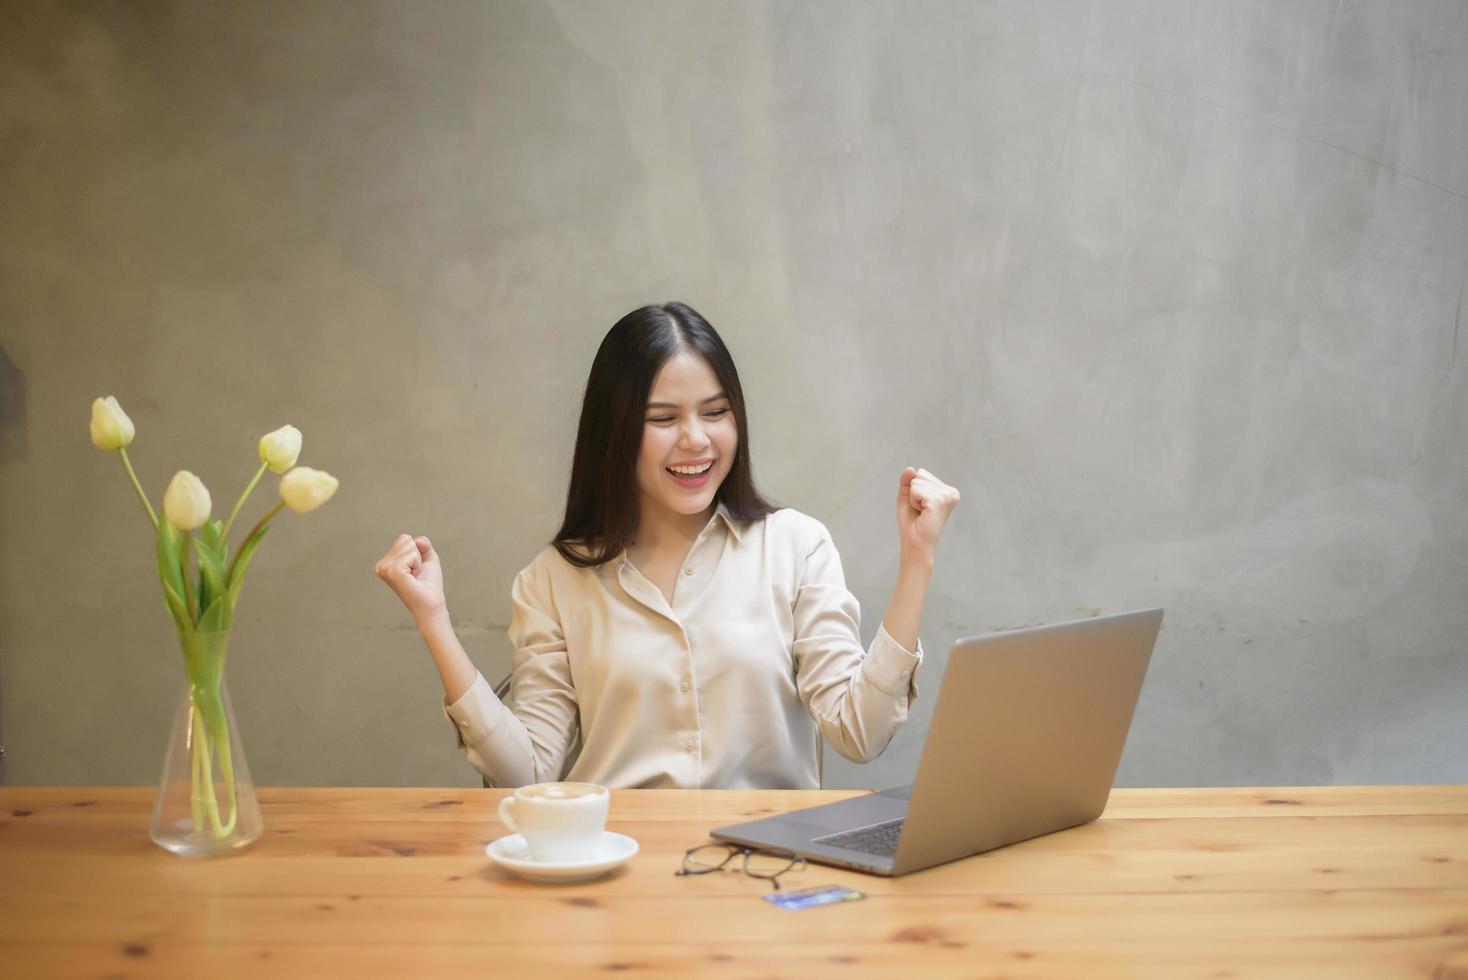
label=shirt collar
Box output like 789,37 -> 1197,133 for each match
612,501 -> 743,573
714,500 -> 743,543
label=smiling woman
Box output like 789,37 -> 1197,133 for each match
648,381 -> 728,498
646,392 -> 724,489
374,301 -> 962,790
552,302 -> 779,569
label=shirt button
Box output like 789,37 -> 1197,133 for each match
901,670 -> 911,681
684,740 -> 695,753
683,566 -> 694,576
680,681 -> 690,693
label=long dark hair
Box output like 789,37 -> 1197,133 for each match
552,302 -> 781,568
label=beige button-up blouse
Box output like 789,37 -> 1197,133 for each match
441,502 -> 924,789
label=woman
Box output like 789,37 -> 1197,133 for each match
374,302 -> 960,789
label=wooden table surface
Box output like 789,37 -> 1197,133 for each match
1,785 -> 1466,978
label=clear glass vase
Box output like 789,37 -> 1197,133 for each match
148,636 -> 263,857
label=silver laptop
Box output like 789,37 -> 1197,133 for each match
711,608 -> 1163,876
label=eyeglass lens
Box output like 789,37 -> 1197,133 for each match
679,844 -> 802,889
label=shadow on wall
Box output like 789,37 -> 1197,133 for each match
0,342 -> 21,783
0,344 -> 24,464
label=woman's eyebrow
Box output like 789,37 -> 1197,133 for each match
647,392 -> 729,409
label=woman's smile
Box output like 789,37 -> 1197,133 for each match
667,459 -> 714,487
636,349 -> 739,532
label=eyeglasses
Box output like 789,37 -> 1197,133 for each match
675,842 -> 806,890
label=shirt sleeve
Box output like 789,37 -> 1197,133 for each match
790,521 -> 923,763
441,564 -> 580,786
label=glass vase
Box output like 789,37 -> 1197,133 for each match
148,633 -> 263,856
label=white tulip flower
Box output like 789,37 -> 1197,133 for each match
279,467 -> 339,514
89,396 -> 136,451
258,425 -> 302,474
163,471 -> 212,531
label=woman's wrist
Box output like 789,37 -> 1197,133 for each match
414,606 -> 478,704
898,550 -> 936,576
416,605 -> 452,634
883,558 -> 932,656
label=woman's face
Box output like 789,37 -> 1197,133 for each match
635,350 -> 739,528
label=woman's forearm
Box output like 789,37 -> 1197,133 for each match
416,608 -> 479,704
881,554 -> 934,654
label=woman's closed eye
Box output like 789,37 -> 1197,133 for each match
649,410 -> 729,424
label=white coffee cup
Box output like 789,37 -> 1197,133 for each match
498,781 -> 610,862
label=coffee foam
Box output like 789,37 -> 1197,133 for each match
521,782 -> 605,800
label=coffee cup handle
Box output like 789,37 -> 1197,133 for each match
498,796 -> 519,833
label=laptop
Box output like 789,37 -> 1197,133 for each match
711,608 -> 1164,876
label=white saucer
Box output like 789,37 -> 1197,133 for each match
485,831 -> 639,883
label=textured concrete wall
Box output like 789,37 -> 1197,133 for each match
2,0 -> 1464,789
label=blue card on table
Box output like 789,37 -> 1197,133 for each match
763,884 -> 866,910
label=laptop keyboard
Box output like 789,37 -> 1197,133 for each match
814,818 -> 905,856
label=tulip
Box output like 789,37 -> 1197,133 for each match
224,425 -> 301,536
90,397 -> 135,451
258,425 -> 302,474
279,467 -> 339,514
163,471 -> 212,531
91,395 -> 157,527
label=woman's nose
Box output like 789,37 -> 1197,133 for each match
678,420 -> 711,447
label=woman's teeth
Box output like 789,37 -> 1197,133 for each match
668,463 -> 712,476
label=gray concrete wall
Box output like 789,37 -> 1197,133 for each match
2,0 -> 1464,789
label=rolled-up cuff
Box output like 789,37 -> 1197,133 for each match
861,623 -> 923,698
442,670 -> 511,748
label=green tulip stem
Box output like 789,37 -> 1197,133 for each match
189,685 -> 238,841
196,709 -> 224,835
227,500 -> 286,584
223,462 -> 269,540
190,708 -> 206,832
181,631 -> 239,841
216,713 -> 239,837
180,531 -> 198,628
117,448 -> 158,530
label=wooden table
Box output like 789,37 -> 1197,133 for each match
1,786 -> 1466,978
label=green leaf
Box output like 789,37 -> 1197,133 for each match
198,519 -> 228,558
161,580 -> 190,632
156,519 -> 185,612
195,539 -> 227,617
226,524 -> 269,610
175,531 -> 199,623
198,595 -> 230,634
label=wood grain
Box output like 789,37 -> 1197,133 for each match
1,786 -> 1465,978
